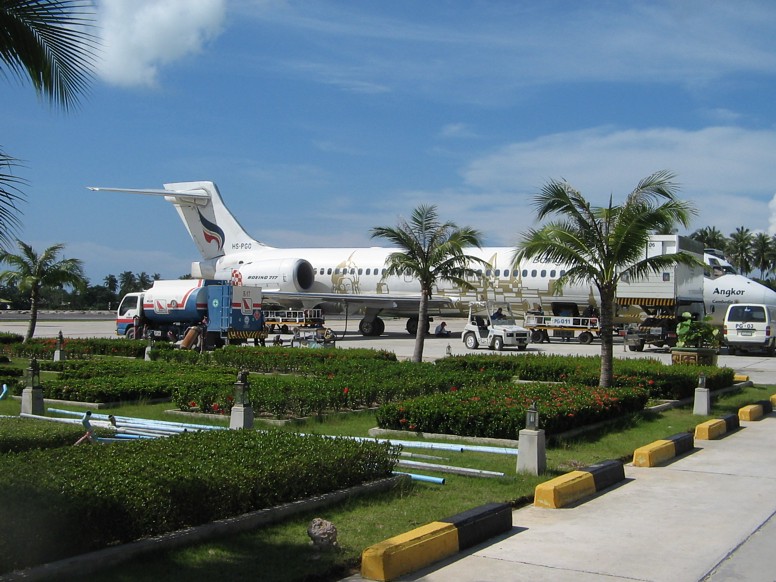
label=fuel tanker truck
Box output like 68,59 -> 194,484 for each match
116,279 -> 265,348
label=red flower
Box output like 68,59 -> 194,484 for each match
409,424 -> 416,431
343,387 -> 350,394
450,386 -> 458,392
189,401 -> 197,408
400,418 -> 407,425
648,379 -> 655,385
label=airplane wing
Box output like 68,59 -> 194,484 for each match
260,290 -> 459,314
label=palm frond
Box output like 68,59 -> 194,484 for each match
0,0 -> 99,110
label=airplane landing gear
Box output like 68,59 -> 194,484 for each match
406,317 -> 430,336
359,317 -> 385,337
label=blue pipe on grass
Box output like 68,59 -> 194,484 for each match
393,471 -> 445,485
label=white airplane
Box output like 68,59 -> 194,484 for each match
89,181 -> 776,334
702,249 -> 776,324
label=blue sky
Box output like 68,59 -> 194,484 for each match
2,0 -> 776,283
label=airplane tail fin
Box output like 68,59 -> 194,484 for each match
89,181 -> 269,261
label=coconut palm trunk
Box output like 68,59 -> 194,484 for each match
26,283 -> 41,343
598,286 -> 616,388
413,289 -> 430,362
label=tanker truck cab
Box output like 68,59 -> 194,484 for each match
116,292 -> 143,337
723,303 -> 776,356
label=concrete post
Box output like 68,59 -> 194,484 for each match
21,358 -> 44,416
693,373 -> 711,416
694,388 -> 711,415
21,387 -> 44,415
229,369 -> 254,429
517,428 -> 546,475
53,331 -> 67,362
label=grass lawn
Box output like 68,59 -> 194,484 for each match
1,382 -> 769,582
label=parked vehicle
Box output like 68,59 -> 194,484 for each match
116,279 -> 265,348
462,302 -> 529,351
619,235 -> 706,351
723,303 -> 776,355
523,301 -> 600,344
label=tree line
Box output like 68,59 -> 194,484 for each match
690,226 -> 776,281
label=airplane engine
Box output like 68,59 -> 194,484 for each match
232,258 -> 315,292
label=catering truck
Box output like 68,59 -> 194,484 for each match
116,279 -> 265,348
620,235 -> 706,351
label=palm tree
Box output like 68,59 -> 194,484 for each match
0,0 -> 97,243
0,240 -> 86,341
513,170 -> 697,388
118,271 -> 138,296
371,205 -> 487,362
727,227 -> 754,276
751,232 -> 772,280
137,272 -> 154,290
690,226 -> 727,252
103,274 -> 118,294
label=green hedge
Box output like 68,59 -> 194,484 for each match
2,337 -> 147,359
0,332 -> 23,345
435,354 -> 734,400
0,417 -> 111,453
375,382 -> 650,438
42,360 -> 234,403
27,352 -> 736,416
0,428 -> 399,574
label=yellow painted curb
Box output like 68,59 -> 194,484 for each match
695,419 -> 726,441
361,522 -> 458,581
739,404 -> 764,422
770,394 -> 776,407
734,373 -> 750,382
632,440 -> 675,467
534,471 -> 596,509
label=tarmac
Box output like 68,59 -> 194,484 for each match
4,313 -> 776,581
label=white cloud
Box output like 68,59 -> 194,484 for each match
439,123 -> 478,139
235,2 -> 776,103
96,0 -> 226,87
418,125 -> 776,244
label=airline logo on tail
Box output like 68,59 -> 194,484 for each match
198,210 -> 225,251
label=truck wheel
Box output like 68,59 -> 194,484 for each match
464,333 -> 478,349
374,317 -> 385,336
627,342 -> 644,352
493,336 -> 504,351
578,332 -> 593,345
531,330 -> 544,343
125,326 -> 135,339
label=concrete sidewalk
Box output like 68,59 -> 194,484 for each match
368,414 -> 776,582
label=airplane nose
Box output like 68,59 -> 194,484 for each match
760,283 -> 776,304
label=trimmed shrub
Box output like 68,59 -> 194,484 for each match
375,382 -> 650,438
0,429 -> 399,574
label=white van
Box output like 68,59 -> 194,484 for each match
723,303 -> 776,355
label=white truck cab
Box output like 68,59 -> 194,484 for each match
462,302 -> 529,351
